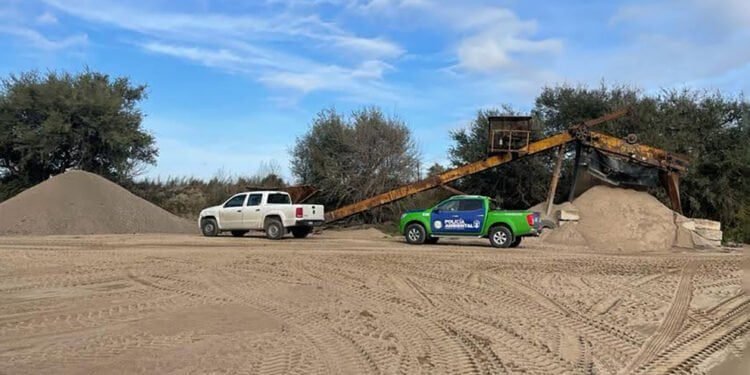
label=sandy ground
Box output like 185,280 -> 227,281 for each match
0,232 -> 747,374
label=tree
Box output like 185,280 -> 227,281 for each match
449,108 -> 550,208
291,107 -> 419,220
426,163 -> 446,176
532,84 -> 648,201
0,70 -> 157,200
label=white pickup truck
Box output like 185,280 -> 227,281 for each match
198,191 -> 325,239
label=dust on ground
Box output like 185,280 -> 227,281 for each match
0,232 -> 746,374
0,170 -> 195,235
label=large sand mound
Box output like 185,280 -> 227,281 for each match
545,186 -> 677,252
0,170 -> 195,235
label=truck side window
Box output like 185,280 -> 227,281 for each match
436,200 -> 460,212
224,194 -> 247,208
267,193 -> 291,204
246,194 -> 262,206
459,199 -> 484,211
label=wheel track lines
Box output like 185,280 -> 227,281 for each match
396,277 -> 562,372
1,331 -> 200,367
236,264 -> 436,374
635,302 -> 750,374
574,336 -> 596,374
445,325 -> 509,374
453,312 -> 575,374
469,273 -> 636,372
346,258 -> 592,370
0,289 -> 153,329
0,295 -> 196,340
621,261 -> 697,374
285,263 -> 489,374
332,330 -> 382,374
466,271 -> 640,361
305,263 -> 464,371
126,271 -> 232,304
704,292 -> 750,317
304,263 -> 571,374
0,272 -> 128,294
205,268 -> 359,374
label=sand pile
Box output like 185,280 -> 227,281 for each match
0,170 -> 195,235
545,186 -> 677,252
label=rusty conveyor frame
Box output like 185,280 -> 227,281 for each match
324,108 -> 687,222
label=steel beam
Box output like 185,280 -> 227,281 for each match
587,131 -> 689,172
545,145 -> 566,217
664,172 -> 683,214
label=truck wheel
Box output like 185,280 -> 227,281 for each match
291,227 -> 312,238
404,223 -> 426,245
231,230 -> 248,237
489,226 -> 513,248
509,236 -> 522,248
425,237 -> 439,245
264,218 -> 284,240
201,218 -> 219,237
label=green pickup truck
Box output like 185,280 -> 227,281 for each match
398,195 -> 542,248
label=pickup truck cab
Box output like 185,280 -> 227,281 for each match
198,191 -> 324,239
398,195 -> 541,248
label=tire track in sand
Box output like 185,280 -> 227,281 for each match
621,260 -> 696,374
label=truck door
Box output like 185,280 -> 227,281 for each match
219,194 -> 247,229
430,199 -> 459,234
457,199 -> 485,234
431,198 -> 485,235
242,193 -> 264,229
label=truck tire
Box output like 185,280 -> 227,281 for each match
489,225 -> 513,248
201,218 -> 219,237
231,230 -> 248,237
425,237 -> 439,245
509,236 -> 522,248
291,226 -> 312,238
264,218 -> 284,240
404,223 -> 426,245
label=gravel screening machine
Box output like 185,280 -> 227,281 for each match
325,109 -> 689,223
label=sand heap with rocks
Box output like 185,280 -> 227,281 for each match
0,170 -> 195,235
545,185 -> 678,252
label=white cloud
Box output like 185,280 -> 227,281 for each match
36,11 -> 58,24
352,0 -> 563,73
596,0 -> 750,92
41,0 -> 405,100
0,26 -> 87,50
141,42 -> 245,68
330,35 -> 404,59
458,32 -> 563,72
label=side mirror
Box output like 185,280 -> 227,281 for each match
433,208 -> 440,214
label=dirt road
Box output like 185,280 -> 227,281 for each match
0,232 -> 747,374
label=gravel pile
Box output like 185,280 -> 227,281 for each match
0,170 -> 195,235
545,185 -> 677,252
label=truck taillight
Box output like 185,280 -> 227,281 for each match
296,207 -> 303,218
526,214 -> 534,226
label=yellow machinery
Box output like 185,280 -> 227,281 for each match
325,109 -> 688,223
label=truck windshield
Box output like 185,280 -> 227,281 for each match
267,193 -> 291,204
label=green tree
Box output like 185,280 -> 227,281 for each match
291,107 -> 419,220
426,162 -> 446,176
0,70 -> 156,200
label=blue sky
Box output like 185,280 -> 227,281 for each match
1,0 -> 748,182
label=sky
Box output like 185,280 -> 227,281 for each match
1,0 -> 748,182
